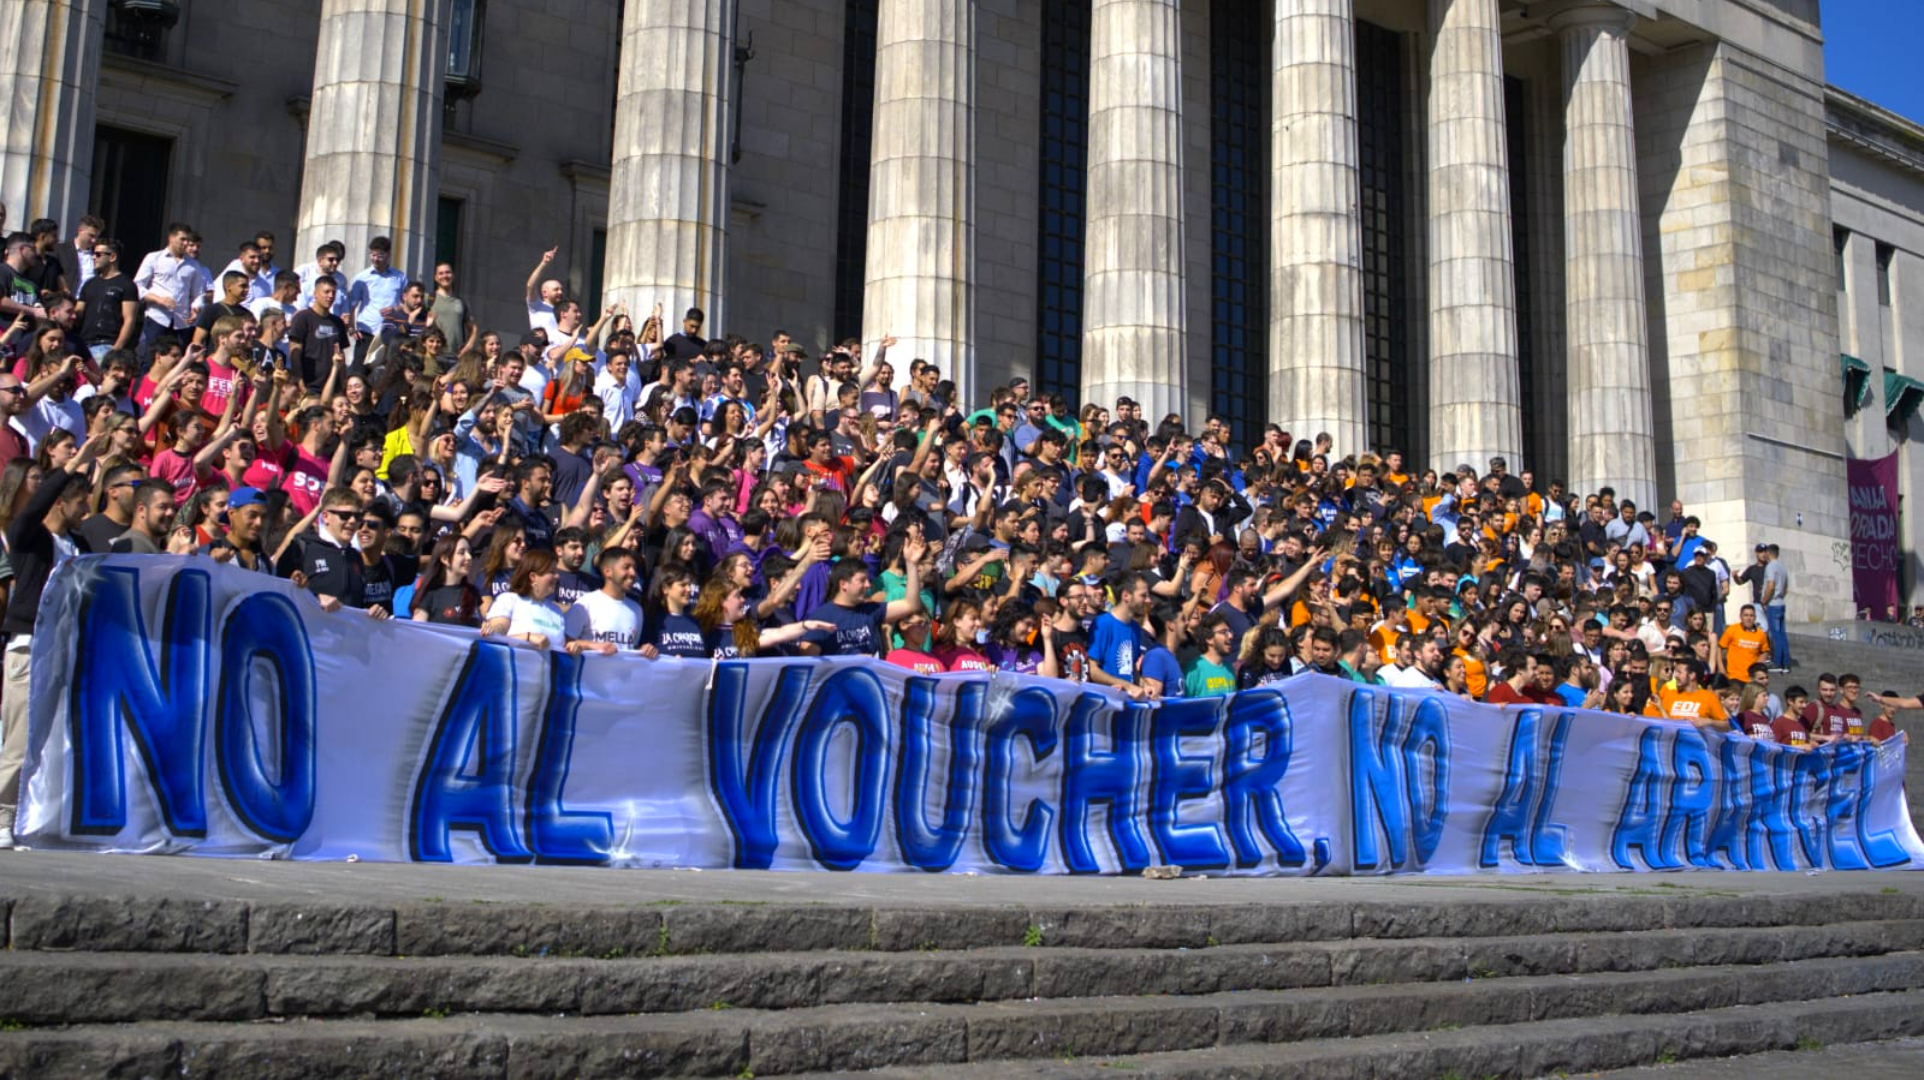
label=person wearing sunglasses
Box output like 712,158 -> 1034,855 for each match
73,236 -> 138,361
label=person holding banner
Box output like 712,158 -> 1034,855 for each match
0,444 -> 101,847
1651,659 -> 1729,730
480,548 -> 581,653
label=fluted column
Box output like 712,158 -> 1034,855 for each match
1555,3 -> 1655,512
1081,0 -> 1186,422
863,0 -> 975,404
295,0 -> 449,278
1271,0 -> 1366,455
1425,0 -> 1521,472
0,0 -> 105,228
607,0 -> 734,328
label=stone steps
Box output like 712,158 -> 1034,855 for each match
5,879 -> 1924,1077
2,920 -> 1919,1025
794,990 -> 1924,1079
3,954 -> 1920,1077
7,887 -> 1921,956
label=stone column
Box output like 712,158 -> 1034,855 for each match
0,0 -> 105,229
1271,0 -> 1366,455
1424,0 -> 1521,472
606,0 -> 734,328
1555,2 -> 1657,513
295,0 -> 450,278
1081,0 -> 1185,423
863,0 -> 975,404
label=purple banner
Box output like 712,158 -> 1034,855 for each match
1848,451 -> 1901,619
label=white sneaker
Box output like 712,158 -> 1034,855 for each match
0,806 -> 13,850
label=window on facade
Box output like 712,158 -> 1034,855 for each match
103,0 -> 180,63
1357,21 -> 1411,457
1035,0 -> 1092,402
1877,242 -> 1894,307
1209,0 -> 1264,449
1505,76 -> 1539,476
89,126 -> 172,252
435,196 -> 463,275
831,0 -> 880,343
1835,227 -> 1850,295
448,0 -> 485,90
586,228 -> 607,322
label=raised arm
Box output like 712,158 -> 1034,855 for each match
524,246 -> 558,304
882,536 -> 928,622
561,465 -> 604,530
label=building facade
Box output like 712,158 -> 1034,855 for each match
1829,87 -> 1924,613
0,0 -> 1911,621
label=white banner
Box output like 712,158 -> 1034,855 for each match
19,557 -> 1924,874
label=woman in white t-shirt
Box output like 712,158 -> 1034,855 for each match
480,548 -> 591,653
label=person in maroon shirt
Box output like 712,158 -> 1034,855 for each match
1773,687 -> 1814,749
1800,674 -> 1849,744
1484,649 -> 1537,706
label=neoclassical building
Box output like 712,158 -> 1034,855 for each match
0,0 -> 1917,621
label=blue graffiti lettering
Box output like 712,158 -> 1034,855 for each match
408,640 -> 531,862
1612,728 -> 1677,870
706,663 -> 811,869
790,667 -> 891,871
983,687 -> 1057,872
69,566 -> 211,836
1149,697 -> 1229,870
1221,689 -> 1304,869
213,592 -> 316,843
526,651 -> 612,865
894,679 -> 984,872
1059,693 -> 1151,873
1705,740 -> 1752,870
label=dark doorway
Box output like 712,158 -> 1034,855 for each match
89,126 -> 173,253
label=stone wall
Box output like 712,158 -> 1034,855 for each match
729,0 -> 844,350
971,0 -> 1042,394
93,0 -> 317,274
1634,39 -> 1852,623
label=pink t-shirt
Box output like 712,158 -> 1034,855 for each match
199,358 -> 249,417
243,441 -> 330,516
150,448 -> 208,505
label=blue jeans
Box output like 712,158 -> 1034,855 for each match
1765,605 -> 1790,669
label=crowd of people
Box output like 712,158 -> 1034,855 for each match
0,210 -> 1915,848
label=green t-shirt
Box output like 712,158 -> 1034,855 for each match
1183,655 -> 1237,699
879,569 -> 935,649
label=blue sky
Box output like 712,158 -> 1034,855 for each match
1824,0 -> 1924,123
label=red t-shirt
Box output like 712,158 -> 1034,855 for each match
1485,682 -> 1529,706
1739,710 -> 1776,741
933,643 -> 995,674
1802,702 -> 1850,738
1772,715 -> 1813,749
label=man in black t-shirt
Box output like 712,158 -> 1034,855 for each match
277,488 -> 380,615
287,277 -> 348,390
662,306 -> 708,361
190,270 -> 252,348
74,238 -> 137,358
353,505 -> 418,616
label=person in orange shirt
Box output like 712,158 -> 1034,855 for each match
1716,604 -> 1770,682
1452,619 -> 1490,699
1649,659 -> 1729,731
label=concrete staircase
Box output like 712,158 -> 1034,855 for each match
4,881 -> 1924,1077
